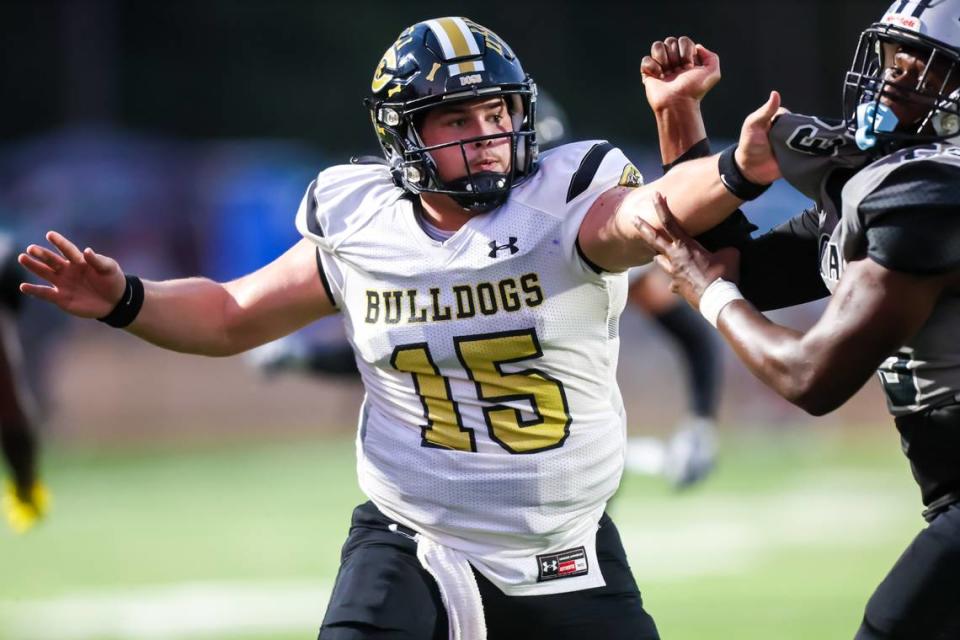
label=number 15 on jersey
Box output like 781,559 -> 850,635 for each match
391,328 -> 572,454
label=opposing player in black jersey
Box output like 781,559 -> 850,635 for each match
0,233 -> 48,533
639,1 -> 960,638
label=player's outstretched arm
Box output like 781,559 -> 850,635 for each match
19,233 -> 336,357
636,194 -> 956,415
579,91 -> 782,272
641,37 -> 720,166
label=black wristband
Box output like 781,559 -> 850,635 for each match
662,137 -> 711,173
718,144 -> 770,201
97,275 -> 144,328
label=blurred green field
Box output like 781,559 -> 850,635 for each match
0,425 -> 922,640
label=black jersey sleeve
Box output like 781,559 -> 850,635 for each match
737,208 -> 830,311
858,160 -> 960,275
695,210 -> 759,253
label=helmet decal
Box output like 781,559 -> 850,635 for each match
465,20 -> 515,61
371,46 -> 398,93
888,0 -> 938,19
881,12 -> 925,32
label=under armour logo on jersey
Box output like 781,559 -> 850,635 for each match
488,237 -> 519,258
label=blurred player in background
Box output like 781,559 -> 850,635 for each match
0,233 -> 48,533
254,88 -> 723,489
623,266 -> 721,488
618,64 -> 724,487
639,1 -> 960,637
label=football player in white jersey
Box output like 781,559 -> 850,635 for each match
17,18 -> 779,639
253,80 -> 724,491
639,2 -> 960,637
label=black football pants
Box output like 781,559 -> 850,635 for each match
318,501 -> 660,639
855,502 -> 960,639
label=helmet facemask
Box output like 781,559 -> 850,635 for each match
379,88 -> 538,213
844,24 -> 960,150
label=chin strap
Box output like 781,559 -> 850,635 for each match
855,102 -> 900,150
445,171 -> 510,213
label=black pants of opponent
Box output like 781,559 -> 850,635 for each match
856,402 -> 960,639
856,501 -> 960,639
318,501 -> 660,639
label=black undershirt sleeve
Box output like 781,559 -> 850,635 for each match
662,138 -> 712,173
736,208 -> 831,311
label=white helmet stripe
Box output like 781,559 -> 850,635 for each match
426,20 -> 457,59
425,17 -> 481,60
448,60 -> 486,77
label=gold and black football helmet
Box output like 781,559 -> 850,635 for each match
367,17 -> 539,212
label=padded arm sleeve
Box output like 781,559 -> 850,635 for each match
738,208 -> 831,311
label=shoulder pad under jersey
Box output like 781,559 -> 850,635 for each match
844,146 -> 960,275
295,162 -> 404,250
510,140 -> 639,217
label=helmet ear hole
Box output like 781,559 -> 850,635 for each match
932,88 -> 960,136
505,94 -> 526,133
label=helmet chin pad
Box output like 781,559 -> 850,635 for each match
856,101 -> 900,149
444,171 -> 510,212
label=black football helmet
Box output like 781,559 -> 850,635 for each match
367,17 -> 538,212
843,0 -> 960,150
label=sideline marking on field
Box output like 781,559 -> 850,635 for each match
0,581 -> 330,640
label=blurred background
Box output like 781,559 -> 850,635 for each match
0,1 -> 921,639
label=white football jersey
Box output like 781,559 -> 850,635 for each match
296,141 -> 641,595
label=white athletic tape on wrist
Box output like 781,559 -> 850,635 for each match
699,278 -> 744,328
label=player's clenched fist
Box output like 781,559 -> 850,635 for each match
641,36 -> 720,112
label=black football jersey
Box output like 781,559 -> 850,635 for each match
765,114 -> 960,510
771,115 -> 960,417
